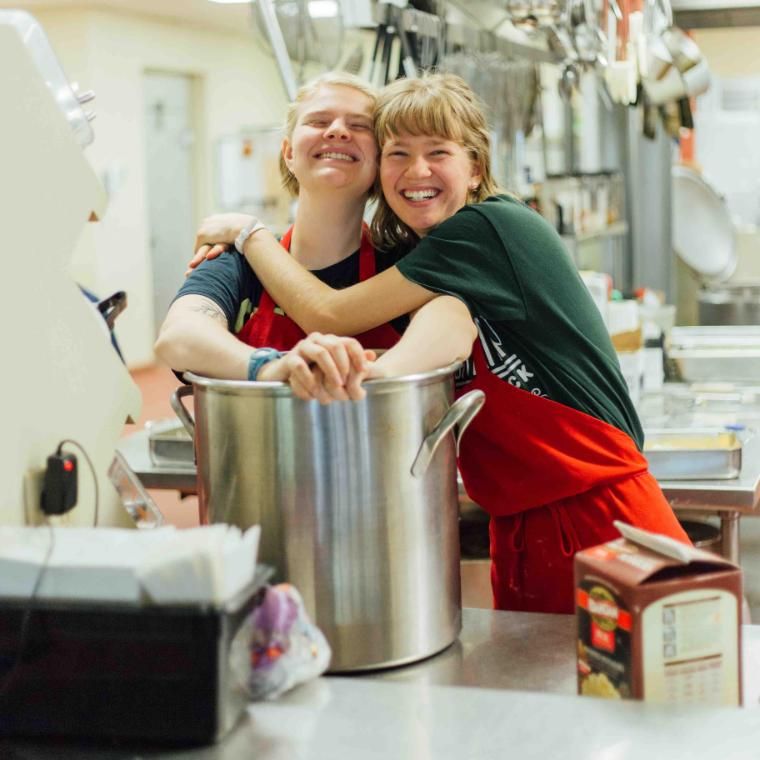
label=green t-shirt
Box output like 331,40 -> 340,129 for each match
395,194 -> 644,448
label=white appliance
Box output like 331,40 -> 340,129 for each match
0,11 -> 141,528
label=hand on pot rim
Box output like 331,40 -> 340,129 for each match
257,333 -> 375,403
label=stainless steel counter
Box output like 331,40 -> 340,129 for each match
638,387 -> 760,561
4,608 -> 760,759
117,427 -> 196,492
641,388 -> 760,514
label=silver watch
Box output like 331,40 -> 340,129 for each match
234,218 -> 268,254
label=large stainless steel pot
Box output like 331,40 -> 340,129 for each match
698,284 -> 760,326
171,367 -> 484,672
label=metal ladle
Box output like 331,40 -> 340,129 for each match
558,61 -> 579,100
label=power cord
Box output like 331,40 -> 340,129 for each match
0,521 -> 54,702
0,439 -> 98,702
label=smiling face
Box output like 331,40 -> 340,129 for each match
282,84 -> 377,200
380,133 -> 481,237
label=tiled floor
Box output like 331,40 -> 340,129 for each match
127,364 -> 184,428
125,364 -> 199,529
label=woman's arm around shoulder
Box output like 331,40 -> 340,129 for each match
191,215 -> 435,335
238,231 -> 435,335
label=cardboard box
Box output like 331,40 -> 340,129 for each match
575,522 -> 742,706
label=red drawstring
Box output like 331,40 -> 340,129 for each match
550,503 -> 581,557
503,512 -> 525,552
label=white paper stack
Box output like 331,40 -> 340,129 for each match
0,524 -> 260,606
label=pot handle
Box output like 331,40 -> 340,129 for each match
170,385 -> 195,437
410,390 -> 485,478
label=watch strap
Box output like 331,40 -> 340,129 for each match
247,347 -> 283,381
235,218 -> 268,254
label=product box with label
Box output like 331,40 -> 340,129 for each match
575,521 -> 742,706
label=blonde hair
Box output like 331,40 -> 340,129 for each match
279,72 -> 378,196
370,73 -> 500,251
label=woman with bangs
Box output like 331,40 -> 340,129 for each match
191,73 -> 689,614
157,72 -> 411,402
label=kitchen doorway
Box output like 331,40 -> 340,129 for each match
143,71 -> 198,337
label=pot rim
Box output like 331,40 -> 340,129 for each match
182,361 -> 463,395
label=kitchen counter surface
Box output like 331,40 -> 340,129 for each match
4,608 -> 760,759
637,386 -> 760,561
118,427 -> 196,492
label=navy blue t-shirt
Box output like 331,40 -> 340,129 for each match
175,248 -> 408,336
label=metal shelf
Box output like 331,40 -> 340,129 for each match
561,221 -> 629,244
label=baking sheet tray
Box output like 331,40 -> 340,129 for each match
146,417 -> 194,467
644,429 -> 742,481
669,349 -> 760,384
668,327 -> 760,383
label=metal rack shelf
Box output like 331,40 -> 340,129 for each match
561,221 -> 629,244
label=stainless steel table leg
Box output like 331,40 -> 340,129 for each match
720,510 -> 741,564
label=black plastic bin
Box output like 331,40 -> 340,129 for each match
0,583 -> 262,745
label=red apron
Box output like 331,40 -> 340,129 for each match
237,224 -> 401,352
458,337 -> 690,614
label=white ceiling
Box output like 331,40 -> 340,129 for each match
0,0 -> 252,32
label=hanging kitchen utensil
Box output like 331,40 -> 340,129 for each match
662,26 -> 710,100
677,96 -> 694,129
565,0 -> 604,65
643,0 -> 673,46
368,14 -> 385,84
545,24 -> 571,59
382,17 -> 396,85
642,96 -> 658,140
522,65 -> 541,136
397,8 -> 418,79
672,165 -> 737,286
662,26 -> 701,72
558,61 -> 579,101
660,100 -> 682,138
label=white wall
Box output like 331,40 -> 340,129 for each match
32,7 -> 287,367
694,27 -> 760,79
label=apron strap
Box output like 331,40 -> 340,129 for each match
358,224 -> 375,281
249,225 -> 295,335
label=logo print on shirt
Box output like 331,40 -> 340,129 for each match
454,358 -> 475,388
475,318 -> 549,397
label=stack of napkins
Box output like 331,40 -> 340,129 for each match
0,524 -> 260,606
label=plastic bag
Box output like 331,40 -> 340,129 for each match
231,583 -> 331,701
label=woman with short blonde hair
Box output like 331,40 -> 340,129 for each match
280,71 -> 378,197
157,71 -> 403,401
370,73 -> 498,251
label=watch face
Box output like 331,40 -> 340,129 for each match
252,348 -> 279,359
